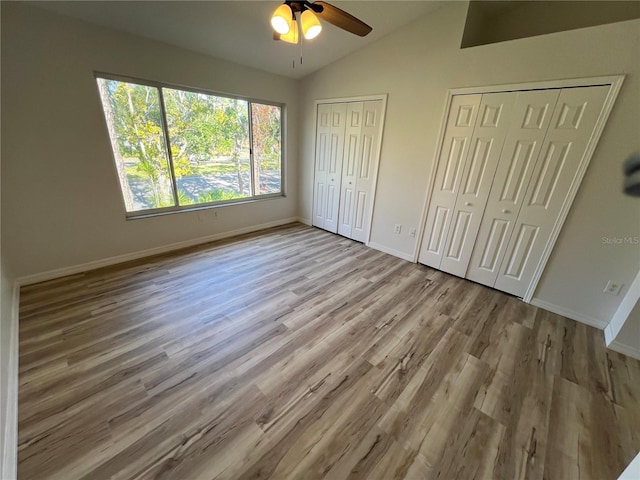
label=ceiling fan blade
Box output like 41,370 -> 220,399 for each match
313,1 -> 372,37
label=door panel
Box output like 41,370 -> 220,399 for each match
325,183 -> 339,225
312,104 -> 332,229
338,102 -> 363,238
502,223 -> 539,279
467,89 -> 560,287
446,210 -> 472,260
441,137 -> 468,192
418,94 -> 482,267
351,100 -> 384,243
426,206 -> 450,254
494,85 -> 610,296
360,135 -> 373,178
354,191 -> 367,230
439,92 -> 515,277
478,219 -> 509,271
528,141 -> 571,208
323,103 -> 347,233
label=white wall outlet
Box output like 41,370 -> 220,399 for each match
409,228 -> 416,238
603,281 -> 623,296
198,210 -> 218,221
394,224 -> 402,234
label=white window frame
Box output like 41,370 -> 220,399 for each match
95,72 -> 286,219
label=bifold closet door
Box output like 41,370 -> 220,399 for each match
338,100 -> 384,242
418,94 -> 481,267
438,92 -> 516,277
313,103 -> 347,232
466,89 -> 561,286
337,102 -> 364,239
493,85 -> 610,297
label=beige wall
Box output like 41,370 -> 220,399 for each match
2,1 -> 639,329
463,1 -> 640,47
299,3 -> 640,326
1,2 -> 300,279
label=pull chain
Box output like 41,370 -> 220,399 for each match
289,16 -> 304,69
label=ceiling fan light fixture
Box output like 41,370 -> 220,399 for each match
279,16 -> 299,44
301,9 -> 322,40
271,4 -> 293,35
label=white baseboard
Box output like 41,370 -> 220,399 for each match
607,340 -> 640,361
296,217 -> 312,226
366,242 -> 414,262
1,281 -> 19,480
618,452 -> 640,480
604,271 -> 639,344
17,217 -> 302,286
528,299 -> 640,359
529,298 -> 607,329
604,324 -> 615,345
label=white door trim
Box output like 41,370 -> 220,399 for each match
439,75 -> 625,96
414,74 -> 625,304
312,94 -> 388,245
315,94 -> 389,105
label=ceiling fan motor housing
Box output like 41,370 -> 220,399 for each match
284,1 -> 324,14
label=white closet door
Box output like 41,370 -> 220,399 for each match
351,100 -> 384,243
418,94 -> 481,267
439,92 -> 516,277
466,89 -> 560,286
338,102 -> 364,239
313,103 -> 347,233
313,104 -> 332,229
494,85 -> 610,297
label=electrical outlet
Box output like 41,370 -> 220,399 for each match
394,224 -> 402,234
603,281 -> 623,296
409,228 -> 416,238
198,210 -> 218,221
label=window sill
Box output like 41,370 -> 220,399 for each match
124,192 -> 286,220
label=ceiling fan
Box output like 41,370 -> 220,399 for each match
271,1 -> 372,44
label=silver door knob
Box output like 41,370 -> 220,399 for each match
349,181 -> 352,185
502,209 -> 510,213
331,178 -> 334,182
465,202 -> 472,206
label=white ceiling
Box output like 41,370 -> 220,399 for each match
32,1 -> 446,79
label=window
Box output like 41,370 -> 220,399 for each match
96,75 -> 283,216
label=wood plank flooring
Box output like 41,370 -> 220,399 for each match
18,223 -> 640,479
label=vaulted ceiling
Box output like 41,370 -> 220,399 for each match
33,1 -> 446,79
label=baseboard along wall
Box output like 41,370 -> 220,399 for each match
17,217 -> 303,286
529,298 -> 608,329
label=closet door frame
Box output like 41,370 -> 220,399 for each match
414,75 -> 625,303
312,94 -> 388,244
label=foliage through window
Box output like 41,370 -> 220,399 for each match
96,76 -> 283,215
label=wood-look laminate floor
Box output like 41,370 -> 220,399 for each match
18,223 -> 640,480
